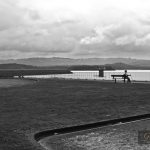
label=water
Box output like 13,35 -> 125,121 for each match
24,70 -> 150,81
104,70 -> 150,81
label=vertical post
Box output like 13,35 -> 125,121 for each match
124,70 -> 127,83
115,78 -> 116,83
99,68 -> 104,77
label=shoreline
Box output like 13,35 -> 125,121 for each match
25,77 -> 150,84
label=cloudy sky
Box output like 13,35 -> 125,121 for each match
1,0 -> 150,59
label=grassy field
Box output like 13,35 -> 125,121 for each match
1,79 -> 150,150
0,79 -> 36,88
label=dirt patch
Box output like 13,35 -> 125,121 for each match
0,79 -> 36,88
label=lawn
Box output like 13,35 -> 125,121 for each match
0,79 -> 36,88
0,79 -> 150,150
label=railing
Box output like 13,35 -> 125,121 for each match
24,70 -> 150,81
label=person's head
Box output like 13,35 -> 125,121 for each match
125,70 -> 127,73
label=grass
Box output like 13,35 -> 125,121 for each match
0,79 -> 36,88
0,79 -> 150,150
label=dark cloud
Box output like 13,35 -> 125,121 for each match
28,10 -> 41,20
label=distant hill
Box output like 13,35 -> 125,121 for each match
0,62 -> 150,70
105,63 -> 150,70
69,63 -> 150,70
0,57 -> 150,67
0,63 -> 38,69
0,63 -> 114,70
68,65 -> 114,70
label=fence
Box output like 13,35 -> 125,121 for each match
25,70 -> 150,81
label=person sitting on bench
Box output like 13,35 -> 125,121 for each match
123,70 -> 131,83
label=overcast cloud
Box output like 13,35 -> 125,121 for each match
0,0 -> 150,59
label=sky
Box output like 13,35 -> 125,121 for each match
1,0 -> 150,59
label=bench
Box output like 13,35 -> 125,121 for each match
111,74 -> 131,83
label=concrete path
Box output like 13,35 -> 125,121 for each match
40,119 -> 150,150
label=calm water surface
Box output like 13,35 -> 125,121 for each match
25,70 -> 150,81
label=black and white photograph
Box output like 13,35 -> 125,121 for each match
1,0 -> 150,149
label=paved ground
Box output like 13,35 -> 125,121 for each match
0,79 -> 36,88
40,119 -> 150,150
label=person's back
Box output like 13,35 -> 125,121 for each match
123,70 -> 127,83
124,70 -> 131,83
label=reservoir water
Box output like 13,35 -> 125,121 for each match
24,70 -> 150,81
